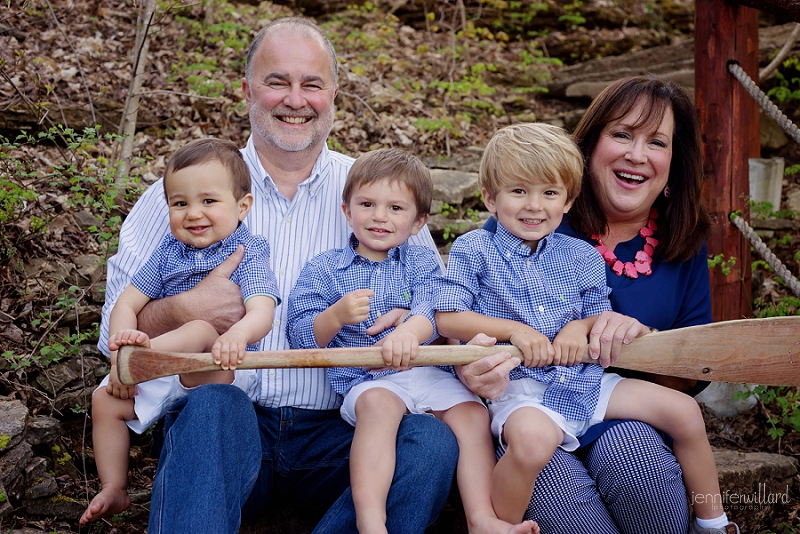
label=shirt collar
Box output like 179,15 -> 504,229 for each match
493,222 -> 553,258
336,233 -> 406,269
242,136 -> 329,197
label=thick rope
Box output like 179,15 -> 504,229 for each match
728,62 -> 800,145
732,215 -> 800,298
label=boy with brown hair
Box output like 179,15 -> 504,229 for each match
81,138 -> 279,524
287,148 -> 537,534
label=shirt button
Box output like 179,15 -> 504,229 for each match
526,260 -> 531,266
376,268 -> 382,275
269,371 -> 276,377
506,252 -> 511,258
538,306 -> 544,313
279,269 -> 285,276
559,376 -> 565,383
274,319 -> 281,326
196,252 -> 203,259
286,216 -> 291,223
391,260 -> 396,266
376,311 -> 382,317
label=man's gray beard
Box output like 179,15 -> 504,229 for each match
251,107 -> 335,153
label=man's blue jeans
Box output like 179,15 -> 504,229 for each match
148,384 -> 458,533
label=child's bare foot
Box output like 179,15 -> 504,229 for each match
79,486 -> 131,524
108,329 -> 151,352
470,516 -> 540,534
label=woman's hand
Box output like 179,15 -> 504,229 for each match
455,333 -> 520,400
588,311 -> 651,367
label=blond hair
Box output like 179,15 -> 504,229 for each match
480,123 -> 583,201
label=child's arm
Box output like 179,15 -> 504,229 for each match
312,289 -> 375,348
107,284 -> 152,398
553,316 -> 598,367
212,295 -> 277,370
436,310 -> 554,368
378,314 -> 433,369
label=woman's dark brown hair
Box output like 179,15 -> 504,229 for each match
570,76 -> 712,262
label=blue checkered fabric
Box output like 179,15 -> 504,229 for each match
287,234 -> 444,395
435,223 -> 612,420
131,223 -> 280,349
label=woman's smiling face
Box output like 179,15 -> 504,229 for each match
589,100 -> 674,225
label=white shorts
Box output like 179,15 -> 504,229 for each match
96,374 -> 180,434
489,373 -> 624,452
340,367 -> 483,427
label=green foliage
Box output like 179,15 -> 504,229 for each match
753,296 -> 800,318
558,0 -> 586,27
736,385 -> 800,440
767,56 -> 800,104
707,254 -> 736,277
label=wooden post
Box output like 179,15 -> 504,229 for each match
695,0 -> 759,322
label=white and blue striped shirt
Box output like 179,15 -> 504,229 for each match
100,136 -> 443,410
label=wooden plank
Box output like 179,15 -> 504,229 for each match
695,0 -> 759,321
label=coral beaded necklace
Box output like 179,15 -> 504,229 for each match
591,208 -> 659,279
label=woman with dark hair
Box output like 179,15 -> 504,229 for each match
468,76 -> 726,533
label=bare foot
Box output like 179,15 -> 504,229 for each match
469,516 -> 540,534
79,486 -> 131,524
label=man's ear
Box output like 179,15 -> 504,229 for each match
238,193 -> 254,221
410,212 -> 429,235
481,188 -> 496,215
242,77 -> 251,110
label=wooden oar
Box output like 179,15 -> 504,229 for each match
116,316 -> 800,386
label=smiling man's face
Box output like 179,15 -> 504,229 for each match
243,27 -> 337,155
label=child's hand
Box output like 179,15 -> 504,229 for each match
509,326 -> 554,368
380,330 -> 419,369
333,289 -> 375,326
553,321 -> 589,367
212,331 -> 248,370
107,362 -> 137,399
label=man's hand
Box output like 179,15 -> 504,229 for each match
588,311 -> 650,367
509,326 -> 554,368
138,246 -> 246,337
455,333 -> 520,400
332,289 -> 374,326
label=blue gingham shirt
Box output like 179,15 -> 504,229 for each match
101,137 -> 444,409
287,234 -> 443,395
435,223 -> 612,420
131,223 -> 280,350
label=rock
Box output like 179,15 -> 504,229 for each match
0,400 -> 28,452
73,210 -> 101,231
24,473 -> 57,500
0,441 -> 33,488
786,189 -> 800,213
761,109 -> 790,151
714,449 -> 798,532
35,362 -> 80,396
24,457 -> 49,484
427,212 -> 490,234
23,493 -> 84,519
24,416 -> 61,446
695,383 -> 758,418
89,283 -> 106,304
53,384 -> 92,415
430,169 -> 480,206
72,254 -> 104,285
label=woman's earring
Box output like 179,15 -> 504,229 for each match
663,185 -> 671,198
